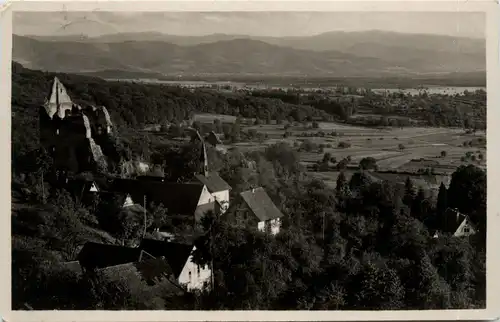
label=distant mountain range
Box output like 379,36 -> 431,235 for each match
12,30 -> 486,78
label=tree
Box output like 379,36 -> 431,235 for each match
447,165 -> 486,234
335,171 -> 349,210
441,151 -> 447,158
411,188 -> 427,221
312,121 -> 319,129
336,158 -> 349,171
169,123 -> 183,137
338,141 -> 351,149
380,116 -> 389,127
213,119 -> 223,133
436,182 -> 448,216
403,177 -> 416,207
402,253 -> 452,309
359,157 -> 378,171
322,152 -> 332,164
347,262 -> 405,310
398,144 -> 406,150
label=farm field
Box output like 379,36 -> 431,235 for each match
217,116 -> 486,184
187,112 -> 486,187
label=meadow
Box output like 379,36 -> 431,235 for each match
193,113 -> 486,189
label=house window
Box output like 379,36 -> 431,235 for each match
197,266 -> 200,276
463,227 -> 470,233
189,271 -> 192,282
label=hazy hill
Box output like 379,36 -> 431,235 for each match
28,30 -> 485,55
13,31 -> 485,77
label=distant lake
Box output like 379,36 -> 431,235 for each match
372,86 -> 486,96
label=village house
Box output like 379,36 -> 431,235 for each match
77,241 -> 155,273
140,238 -> 212,292
195,172 -> 231,213
108,178 -> 219,226
192,131 -> 232,213
76,242 -> 186,295
227,187 -> 284,235
436,208 -> 477,238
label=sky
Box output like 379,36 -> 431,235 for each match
13,11 -> 486,39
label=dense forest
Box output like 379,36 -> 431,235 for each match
11,142 -> 487,310
11,62 -> 486,310
251,89 -> 486,129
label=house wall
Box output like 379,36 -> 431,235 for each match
178,246 -> 212,292
197,185 -> 215,205
453,220 -> 476,237
257,218 -> 281,235
89,182 -> 99,192
123,194 -> 134,207
212,190 -> 230,213
270,218 -> 281,235
235,201 -> 259,227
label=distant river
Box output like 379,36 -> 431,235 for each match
372,86 -> 486,96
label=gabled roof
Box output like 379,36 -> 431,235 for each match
206,131 -> 223,145
104,179 -> 205,215
98,257 -> 186,295
441,208 -> 471,233
139,239 -> 195,279
194,172 -> 231,193
77,242 -> 152,270
119,203 -> 146,217
57,261 -> 83,276
240,187 -> 283,221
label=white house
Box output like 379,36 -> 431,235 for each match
439,208 -> 477,237
195,173 -> 232,213
177,245 -> 212,291
140,239 -> 212,292
231,187 -> 284,236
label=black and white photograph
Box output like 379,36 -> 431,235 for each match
8,2 -> 492,314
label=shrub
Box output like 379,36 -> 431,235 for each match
338,141 -> 351,149
359,157 -> 378,170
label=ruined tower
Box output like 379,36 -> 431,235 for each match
44,77 -> 74,119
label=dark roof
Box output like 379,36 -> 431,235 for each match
194,172 -> 231,193
104,179 -> 205,215
441,208 -> 469,233
77,242 -> 151,270
120,203 -> 147,218
137,175 -> 165,182
139,239 -> 194,278
98,258 -> 185,296
57,261 -> 83,275
240,187 -> 283,221
206,131 -> 222,145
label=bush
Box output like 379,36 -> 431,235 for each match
338,141 -> 351,149
398,144 -> 406,150
359,157 -> 378,170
